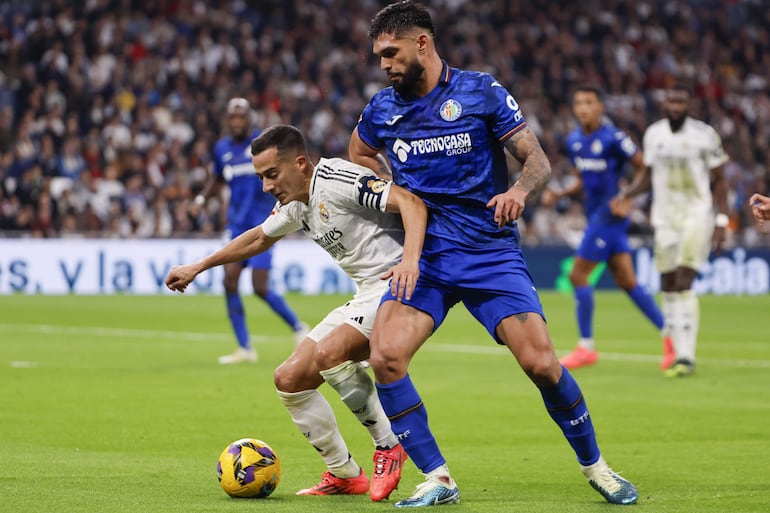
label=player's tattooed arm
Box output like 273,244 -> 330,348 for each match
504,127 -> 552,199
488,127 -> 551,227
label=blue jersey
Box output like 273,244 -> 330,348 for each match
565,123 -> 637,225
356,62 -> 527,248
212,129 -> 274,231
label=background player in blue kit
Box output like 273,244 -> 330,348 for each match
349,2 -> 637,508
194,98 -> 306,364
541,85 -> 673,371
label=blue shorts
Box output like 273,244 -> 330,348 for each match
380,237 -> 544,344
576,222 -> 631,263
228,227 -> 273,270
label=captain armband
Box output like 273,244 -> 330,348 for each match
357,175 -> 391,212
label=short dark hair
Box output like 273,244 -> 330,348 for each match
250,125 -> 308,157
573,84 -> 605,103
669,81 -> 692,96
368,1 -> 435,40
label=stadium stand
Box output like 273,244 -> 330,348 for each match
0,0 -> 768,246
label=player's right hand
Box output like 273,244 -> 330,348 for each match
165,264 -> 197,293
750,193 -> 770,224
609,194 -> 634,218
380,260 -> 419,302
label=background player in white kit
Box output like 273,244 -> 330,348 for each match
613,83 -> 728,377
166,125 -> 427,501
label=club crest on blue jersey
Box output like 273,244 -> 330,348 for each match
440,99 -> 462,122
318,202 -> 330,222
591,139 -> 603,154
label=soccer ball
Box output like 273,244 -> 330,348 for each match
217,438 -> 281,498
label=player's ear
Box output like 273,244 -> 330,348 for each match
295,153 -> 306,169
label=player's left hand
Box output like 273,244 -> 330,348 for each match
381,260 -> 419,301
487,186 -> 528,228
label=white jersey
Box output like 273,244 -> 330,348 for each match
643,117 -> 728,227
261,157 -> 404,288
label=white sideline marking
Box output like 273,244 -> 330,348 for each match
2,323 -> 770,369
425,343 -> 770,369
0,323 -> 275,344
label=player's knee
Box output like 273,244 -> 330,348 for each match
253,285 -> 269,298
314,342 -> 348,370
368,350 -> 407,383
520,353 -> 561,387
568,269 -> 587,287
273,362 -> 295,392
223,278 -> 239,294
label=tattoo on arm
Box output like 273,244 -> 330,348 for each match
514,312 -> 529,323
504,128 -> 552,198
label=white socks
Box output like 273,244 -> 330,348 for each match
662,290 -> 699,362
276,389 -> 360,478
320,360 -> 399,450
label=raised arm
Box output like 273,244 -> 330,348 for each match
487,127 -> 552,227
165,226 -> 281,293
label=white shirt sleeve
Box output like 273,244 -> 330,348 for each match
261,201 -> 301,238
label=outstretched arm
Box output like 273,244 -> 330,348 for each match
381,184 -> 428,301
487,127 -> 552,227
165,226 -> 281,292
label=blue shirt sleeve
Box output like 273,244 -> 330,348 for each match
356,102 -> 383,150
484,75 -> 527,142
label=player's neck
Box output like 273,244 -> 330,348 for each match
581,120 -> 601,134
668,117 -> 686,132
415,54 -> 443,97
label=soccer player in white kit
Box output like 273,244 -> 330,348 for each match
613,84 -> 729,377
166,125 -> 428,501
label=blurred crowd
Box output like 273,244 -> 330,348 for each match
1,0 -> 769,246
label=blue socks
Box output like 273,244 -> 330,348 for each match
376,374 -> 446,473
627,284 -> 664,330
574,285 -> 594,339
263,290 -> 302,331
539,367 -> 600,466
225,293 -> 250,349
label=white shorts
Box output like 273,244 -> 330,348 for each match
306,280 -> 389,343
654,218 -> 714,274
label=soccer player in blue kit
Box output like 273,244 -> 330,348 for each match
195,98 -> 306,364
542,85 -> 674,371
348,2 -> 637,508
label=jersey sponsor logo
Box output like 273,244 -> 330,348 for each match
385,114 -> 404,126
392,133 -> 473,163
314,228 -> 342,247
574,157 -> 608,172
223,162 -> 255,181
591,139 -> 603,154
439,99 -> 462,121
318,202 -> 330,223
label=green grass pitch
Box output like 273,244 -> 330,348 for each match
1,291 -> 768,513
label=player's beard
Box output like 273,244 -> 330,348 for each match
668,114 -> 686,132
391,60 -> 425,96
